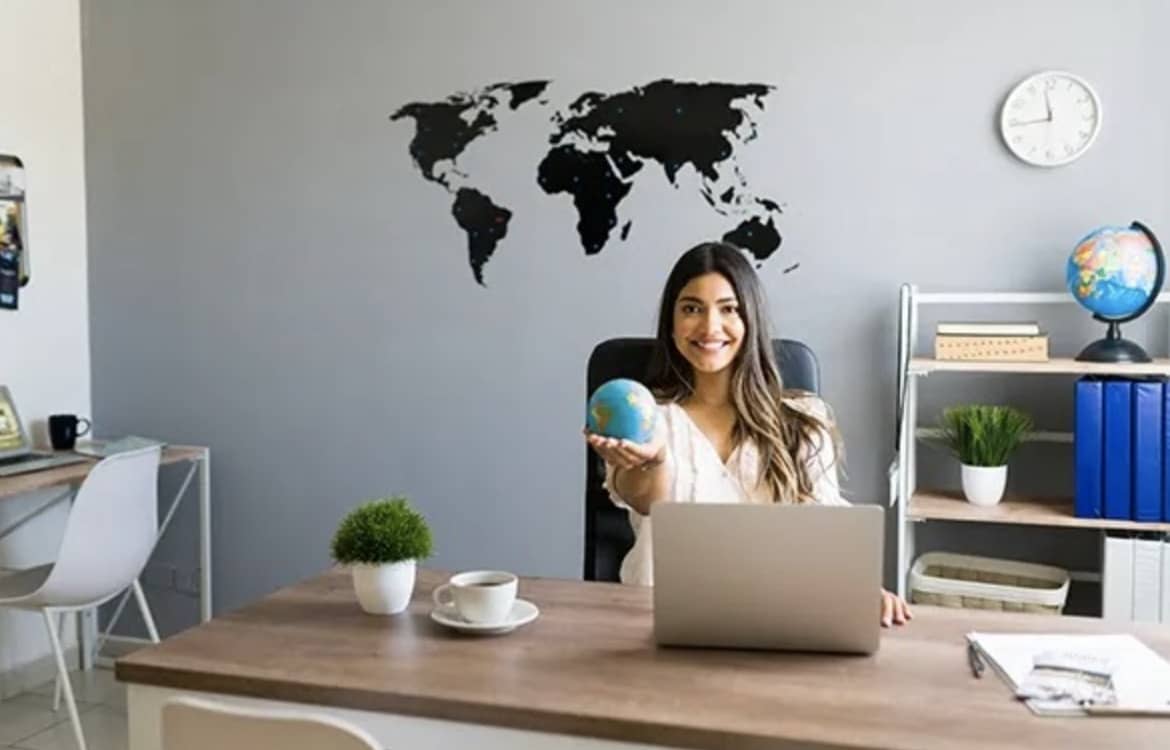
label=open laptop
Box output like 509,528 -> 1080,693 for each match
650,503 -> 884,655
0,385 -> 89,477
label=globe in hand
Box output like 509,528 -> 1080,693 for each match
1066,224 -> 1161,320
587,379 -> 657,444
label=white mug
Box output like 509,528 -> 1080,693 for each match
432,570 -> 517,625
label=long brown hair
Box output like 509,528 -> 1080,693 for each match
646,241 -> 843,503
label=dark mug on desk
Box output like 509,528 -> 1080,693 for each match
49,414 -> 91,451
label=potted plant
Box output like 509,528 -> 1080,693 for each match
939,405 -> 1032,507
331,496 -> 433,615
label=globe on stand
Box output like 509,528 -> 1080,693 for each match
1067,221 -> 1165,363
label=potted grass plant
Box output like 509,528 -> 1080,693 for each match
939,405 -> 1032,507
331,496 -> 433,615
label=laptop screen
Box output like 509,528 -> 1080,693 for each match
0,386 -> 29,457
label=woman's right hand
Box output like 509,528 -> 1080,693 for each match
584,423 -> 667,471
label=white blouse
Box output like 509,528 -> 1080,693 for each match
604,396 -> 850,587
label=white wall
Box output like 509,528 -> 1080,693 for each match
0,0 -> 90,681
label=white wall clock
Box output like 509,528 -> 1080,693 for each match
999,70 -> 1102,167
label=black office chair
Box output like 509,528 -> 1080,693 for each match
583,337 -> 821,582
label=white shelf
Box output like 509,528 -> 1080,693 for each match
893,286 -> 1170,613
909,357 -> 1170,376
910,490 -> 1170,533
916,427 -> 1072,444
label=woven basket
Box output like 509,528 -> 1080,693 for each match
909,552 -> 1070,615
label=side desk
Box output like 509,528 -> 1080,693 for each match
0,446 -> 212,667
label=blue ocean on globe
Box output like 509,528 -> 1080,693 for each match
1066,225 -> 1159,319
587,379 -> 657,443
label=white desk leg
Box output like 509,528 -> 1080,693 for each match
79,608 -> 96,671
199,449 -> 212,622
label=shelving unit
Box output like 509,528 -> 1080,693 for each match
891,287 -> 1170,606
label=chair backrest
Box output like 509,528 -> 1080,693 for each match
584,337 -> 820,582
33,446 -> 161,607
162,696 -> 382,750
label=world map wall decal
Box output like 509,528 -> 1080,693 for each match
391,79 -> 786,286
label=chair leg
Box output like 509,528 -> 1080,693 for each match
43,610 -> 87,750
133,579 -> 161,643
52,612 -> 67,711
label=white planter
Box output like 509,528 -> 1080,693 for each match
351,560 -> 416,615
961,464 -> 1008,507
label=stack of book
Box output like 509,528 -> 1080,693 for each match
934,321 -> 1049,362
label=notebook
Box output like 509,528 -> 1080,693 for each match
967,631 -> 1170,717
72,435 -> 166,458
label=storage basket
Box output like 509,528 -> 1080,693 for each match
908,552 -> 1070,615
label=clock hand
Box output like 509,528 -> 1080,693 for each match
1012,117 -> 1051,126
1044,90 -> 1053,121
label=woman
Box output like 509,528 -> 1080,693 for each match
586,241 -> 911,627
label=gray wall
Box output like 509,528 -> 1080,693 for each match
81,0 -> 1170,632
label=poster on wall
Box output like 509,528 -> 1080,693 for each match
0,154 -> 27,310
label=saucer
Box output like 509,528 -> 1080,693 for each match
430,598 -> 539,635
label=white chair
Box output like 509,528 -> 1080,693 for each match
162,696 -> 382,750
0,446 -> 163,750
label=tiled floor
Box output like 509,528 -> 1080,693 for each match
0,668 -> 126,750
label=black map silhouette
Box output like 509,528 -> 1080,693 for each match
392,79 -> 783,285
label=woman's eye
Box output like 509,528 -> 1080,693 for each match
722,305 -> 739,315
681,304 -> 700,314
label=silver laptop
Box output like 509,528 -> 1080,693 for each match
0,386 -> 88,477
650,503 -> 884,654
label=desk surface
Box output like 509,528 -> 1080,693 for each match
116,568 -> 1170,750
0,446 -> 205,499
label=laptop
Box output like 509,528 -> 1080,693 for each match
0,385 -> 89,477
650,502 -> 884,655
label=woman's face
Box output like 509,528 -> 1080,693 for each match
672,272 -> 746,375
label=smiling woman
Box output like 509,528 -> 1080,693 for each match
583,241 -> 911,626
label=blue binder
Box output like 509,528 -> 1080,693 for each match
1103,380 -> 1133,520
1131,380 -> 1163,522
1163,382 -> 1170,522
1074,378 -> 1104,519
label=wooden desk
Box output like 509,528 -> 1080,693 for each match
0,446 -> 204,499
117,568 -> 1170,750
1,446 -> 213,665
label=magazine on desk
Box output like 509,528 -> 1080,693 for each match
73,436 -> 166,459
967,631 -> 1170,717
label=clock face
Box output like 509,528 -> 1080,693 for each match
1000,71 -> 1102,167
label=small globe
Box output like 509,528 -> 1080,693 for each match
1066,225 -> 1161,320
587,379 -> 657,444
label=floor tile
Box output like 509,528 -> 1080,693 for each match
11,705 -> 126,750
0,693 -> 67,746
27,669 -> 125,710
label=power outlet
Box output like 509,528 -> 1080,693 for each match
174,567 -> 201,597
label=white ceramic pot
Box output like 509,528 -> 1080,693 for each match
960,464 -> 1007,507
351,560 -> 416,615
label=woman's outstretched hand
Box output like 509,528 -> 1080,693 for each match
881,589 -> 912,627
584,424 -> 667,472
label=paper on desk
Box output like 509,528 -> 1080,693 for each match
968,632 -> 1170,717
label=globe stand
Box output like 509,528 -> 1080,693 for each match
1075,320 -> 1152,363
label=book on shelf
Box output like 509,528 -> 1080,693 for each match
934,334 -> 1048,362
936,321 -> 1041,336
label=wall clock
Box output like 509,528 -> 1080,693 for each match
1000,71 -> 1102,167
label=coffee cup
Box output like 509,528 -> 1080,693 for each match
49,414 -> 91,451
432,570 -> 517,625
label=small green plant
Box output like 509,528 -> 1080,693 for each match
939,405 -> 1032,467
331,497 -> 433,565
